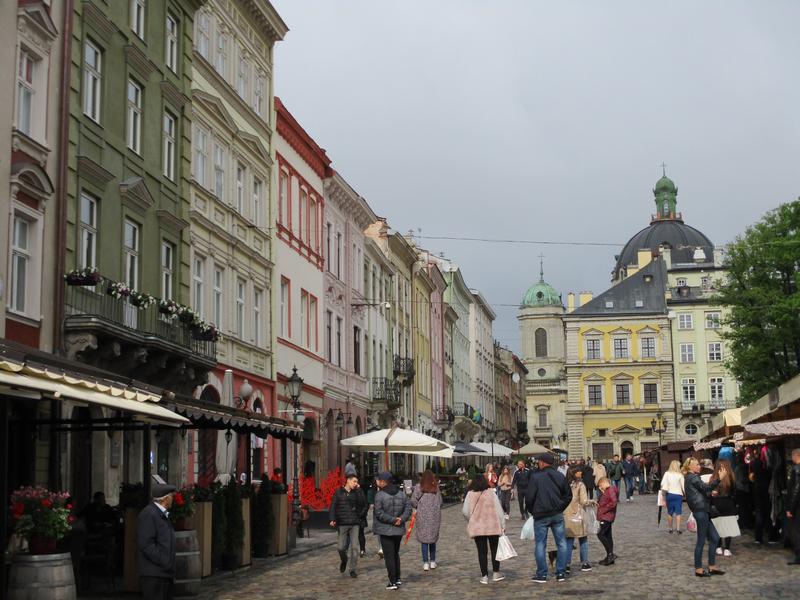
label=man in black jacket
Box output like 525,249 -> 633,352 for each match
525,453 -> 572,583
787,449 -> 800,566
512,460 -> 531,519
136,483 -> 177,600
329,474 -> 365,577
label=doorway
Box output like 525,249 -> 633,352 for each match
620,440 -> 634,458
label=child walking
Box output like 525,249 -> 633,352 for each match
596,477 -> 618,565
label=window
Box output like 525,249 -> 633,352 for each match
192,255 -> 204,312
253,287 -> 262,346
131,0 -> 145,39
215,32 -> 227,77
708,342 -> 722,361
309,196 -> 318,250
325,310 -> 332,361
127,79 -> 142,154
613,337 -> 629,359
680,343 -> 695,363
252,177 -> 263,226
678,313 -> 693,329
279,278 -> 289,337
534,328 -> 547,357
710,377 -> 724,406
676,277 -> 687,287
10,215 -> 33,313
299,189 -> 308,242
16,50 -> 34,135
123,220 -> 140,290
643,383 -> 658,404
336,233 -> 342,279
213,143 -> 225,198
682,378 -> 696,404
193,126 -> 208,187
163,112 -> 176,180
213,266 -> 223,328
701,276 -> 711,290
326,223 -> 332,271
299,290 -> 307,347
588,384 -> 603,406
83,41 -> 102,122
353,326 -> 361,374
279,171 -> 288,226
685,423 -> 698,436
237,57 -> 249,99
165,14 -> 178,72
538,408 -> 548,428
615,384 -> 630,405
586,338 -> 601,360
236,163 -> 245,213
336,317 -> 343,367
161,241 -> 174,300
309,296 -> 317,352
79,193 -> 98,269
640,337 -> 656,358
196,12 -> 210,59
253,73 -> 265,115
235,278 -> 245,338
705,312 -> 721,329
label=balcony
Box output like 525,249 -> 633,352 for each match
393,355 -> 415,385
681,399 -> 736,414
63,284 -> 216,393
433,406 -> 454,429
372,377 -> 401,409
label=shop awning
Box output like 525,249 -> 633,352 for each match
744,418 -> 800,438
0,362 -> 187,426
170,398 -> 302,441
693,437 -> 727,451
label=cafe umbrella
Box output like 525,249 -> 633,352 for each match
340,426 -> 454,467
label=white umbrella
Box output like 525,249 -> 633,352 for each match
340,427 -> 454,460
471,442 -> 514,457
516,441 -> 556,456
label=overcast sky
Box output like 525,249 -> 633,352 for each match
271,0 -> 800,352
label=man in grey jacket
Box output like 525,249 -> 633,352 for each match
136,483 -> 177,600
372,471 -> 412,591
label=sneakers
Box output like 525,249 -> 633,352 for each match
359,550 -> 366,558
531,575 -> 548,584
480,575 -> 489,585
599,555 -> 615,566
723,549 -> 732,557
556,573 -> 566,583
350,571 -> 357,578
581,563 -> 592,572
395,580 -> 402,586
378,549 -> 384,557
504,514 -> 510,520
385,583 -> 398,591
668,529 -> 673,534
423,563 -> 430,571
716,547 -> 723,556
338,551 -> 347,573
493,572 -> 505,582
430,561 -> 437,569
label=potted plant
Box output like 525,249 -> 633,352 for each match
64,267 -> 102,286
9,486 -> 74,554
107,281 -> 131,299
192,322 -> 222,342
158,298 -> 180,317
170,489 -> 200,596
170,488 -> 195,531
177,305 -> 200,326
221,481 -> 244,570
129,291 -> 156,309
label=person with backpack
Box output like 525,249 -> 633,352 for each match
373,471 -> 412,590
525,453 -> 573,584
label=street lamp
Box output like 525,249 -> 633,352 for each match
286,366 -> 304,528
487,427 -> 496,463
651,414 -> 668,446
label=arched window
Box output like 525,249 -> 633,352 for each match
535,328 -> 547,357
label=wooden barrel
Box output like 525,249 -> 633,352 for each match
174,530 -> 201,597
8,552 -> 77,600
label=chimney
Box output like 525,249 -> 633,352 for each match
579,291 -> 593,307
567,292 -> 575,313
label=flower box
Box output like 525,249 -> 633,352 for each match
64,268 -> 102,286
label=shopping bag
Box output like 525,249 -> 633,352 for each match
585,506 -> 600,535
520,516 -> 535,540
495,534 -> 518,561
686,513 -> 697,533
711,515 -> 741,538
657,491 -> 667,508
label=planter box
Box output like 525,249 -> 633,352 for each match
240,498 -> 251,567
269,494 -> 288,556
191,501 -> 213,578
123,508 -> 140,592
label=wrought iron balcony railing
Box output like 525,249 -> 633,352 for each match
393,355 -> 415,384
432,406 -> 454,425
372,377 -> 401,409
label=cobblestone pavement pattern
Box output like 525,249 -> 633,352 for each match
200,493 -> 798,600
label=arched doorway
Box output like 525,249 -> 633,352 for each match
620,440 -> 634,459
198,386 -> 221,486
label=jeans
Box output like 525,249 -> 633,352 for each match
566,536 -> 589,565
499,489 -> 511,514
380,535 -> 402,584
473,535 -> 500,577
693,511 -> 720,569
790,511 -> 800,560
534,513 -> 568,577
597,521 -> 614,556
638,476 -> 646,495
358,524 -> 366,552
624,476 -> 634,499
517,491 -> 528,518
612,479 -> 620,491
337,524 -> 359,572
421,542 -> 437,563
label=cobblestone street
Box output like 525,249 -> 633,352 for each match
200,492 -> 799,600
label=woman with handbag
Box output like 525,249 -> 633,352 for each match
564,466 -> 594,573
410,470 -> 443,571
463,474 -> 506,585
710,459 -> 737,557
660,460 -> 685,534
682,457 -> 726,577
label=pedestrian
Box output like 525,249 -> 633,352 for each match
787,448 -> 800,566
564,466 -> 594,573
136,483 -> 177,600
558,460 -> 568,476
659,460 -> 685,534
329,473 -> 365,578
595,477 -> 618,566
353,479 -> 369,557
512,459 -> 531,519
608,454 -> 623,492
410,470 -> 443,572
582,462 -> 595,500
463,473 -> 506,584
373,471 -> 412,590
622,455 -> 638,502
485,463 -> 498,488
710,459 -> 737,557
344,457 -> 357,478
498,466 -> 512,519
592,461 -> 607,501
526,453 -> 573,584
682,457 -> 726,577
637,457 -> 648,495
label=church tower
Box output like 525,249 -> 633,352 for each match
518,260 -> 568,449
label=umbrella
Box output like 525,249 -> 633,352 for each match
516,441 -> 556,456
471,442 -> 515,458
404,512 -> 416,545
340,427 -> 454,465
453,440 -> 483,454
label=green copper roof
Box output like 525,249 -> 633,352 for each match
522,261 -> 561,307
655,175 -> 677,193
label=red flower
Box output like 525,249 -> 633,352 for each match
12,502 -> 25,518
68,515 -> 76,523
66,503 -> 73,510
41,499 -> 52,508
175,493 -> 185,507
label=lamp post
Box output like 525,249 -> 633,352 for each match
651,413 -> 668,446
286,366 -> 304,528
487,427 -> 495,463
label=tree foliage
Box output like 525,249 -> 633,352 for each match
715,200 -> 800,405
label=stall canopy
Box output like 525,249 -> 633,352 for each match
744,418 -> 800,438
516,441 -> 555,456
170,397 -> 302,441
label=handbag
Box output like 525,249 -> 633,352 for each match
495,534 -> 518,561
711,515 -> 741,538
686,513 -> 697,533
520,516 -> 535,540
585,506 -> 600,535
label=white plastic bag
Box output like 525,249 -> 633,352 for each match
687,513 -> 697,533
520,516 -> 535,540
711,515 -> 741,538
585,506 -> 600,535
495,534 -> 518,561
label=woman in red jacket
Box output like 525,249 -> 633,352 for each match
596,477 -> 618,566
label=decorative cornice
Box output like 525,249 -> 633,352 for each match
240,0 -> 289,44
119,177 -> 155,214
18,3 -> 59,49
82,1 -> 118,42
11,129 -> 50,166
77,155 -> 115,189
157,209 -> 189,233
161,80 -> 191,109
125,45 -> 159,80
237,131 -> 271,165
192,89 -> 239,133
275,97 -> 331,178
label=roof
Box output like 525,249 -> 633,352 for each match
522,280 -> 562,307
572,259 -> 667,316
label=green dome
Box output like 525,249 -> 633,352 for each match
522,280 -> 561,307
655,175 -> 676,193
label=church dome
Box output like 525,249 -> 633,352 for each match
654,175 -> 676,193
522,262 -> 562,307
